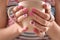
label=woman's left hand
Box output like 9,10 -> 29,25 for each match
30,3 -> 55,36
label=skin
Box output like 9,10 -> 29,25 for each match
54,0 -> 60,25
18,1 -> 46,32
0,0 -> 8,28
14,1 -> 60,40
31,0 -> 60,40
0,0 -> 28,40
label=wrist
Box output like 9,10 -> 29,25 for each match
46,21 -> 60,39
47,21 -> 57,32
4,23 -> 21,40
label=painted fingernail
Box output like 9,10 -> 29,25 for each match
23,14 -> 27,17
23,8 -> 28,13
43,4 -> 47,8
10,14 -> 14,18
44,0 -> 47,2
23,27 -> 28,31
32,8 -> 36,12
18,6 -> 23,9
29,11 -> 33,16
15,0 -> 19,3
33,28 -> 39,33
30,20 -> 35,25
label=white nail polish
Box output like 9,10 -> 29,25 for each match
24,14 -> 27,17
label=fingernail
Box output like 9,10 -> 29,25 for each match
29,11 -> 33,16
23,8 -> 28,13
44,0 -> 47,2
32,8 -> 36,12
18,6 -> 23,9
33,28 -> 39,33
15,0 -> 19,3
30,20 -> 35,25
23,14 -> 27,17
43,4 -> 47,8
23,27 -> 28,31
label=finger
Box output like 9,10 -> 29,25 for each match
34,22 -> 47,32
17,26 -> 27,33
11,23 -> 24,33
43,3 -> 51,13
30,12 -> 49,26
22,26 -> 28,31
33,28 -> 40,34
13,6 -> 23,13
32,8 -> 50,20
15,8 -> 28,18
30,20 -> 47,32
17,14 -> 27,23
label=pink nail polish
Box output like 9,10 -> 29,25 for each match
44,0 -> 47,2
18,6 -> 23,9
43,4 -> 47,8
29,11 -> 33,16
33,28 -> 39,33
23,27 -> 28,31
23,8 -> 28,13
32,8 -> 36,12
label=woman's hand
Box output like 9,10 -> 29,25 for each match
0,6 -> 28,40
30,3 -> 54,36
12,6 -> 28,34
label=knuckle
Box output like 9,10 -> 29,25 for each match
45,14 -> 50,20
43,20 -> 48,26
13,6 -> 18,12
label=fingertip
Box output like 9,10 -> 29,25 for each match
23,14 -> 28,17
43,3 -> 51,9
23,8 -> 28,13
13,6 -> 18,13
17,6 -> 23,9
13,6 -> 23,13
23,27 -> 28,31
42,4 -> 47,9
29,11 -> 33,16
33,28 -> 39,33
32,7 -> 36,12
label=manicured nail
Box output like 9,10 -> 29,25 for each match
44,0 -> 47,2
32,8 -> 36,12
18,6 -> 23,9
30,20 -> 35,25
23,8 -> 28,13
29,11 -> 33,16
33,28 -> 39,33
23,14 -> 27,17
15,0 -> 19,3
40,31 -> 43,33
23,27 -> 28,31
43,4 -> 47,8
